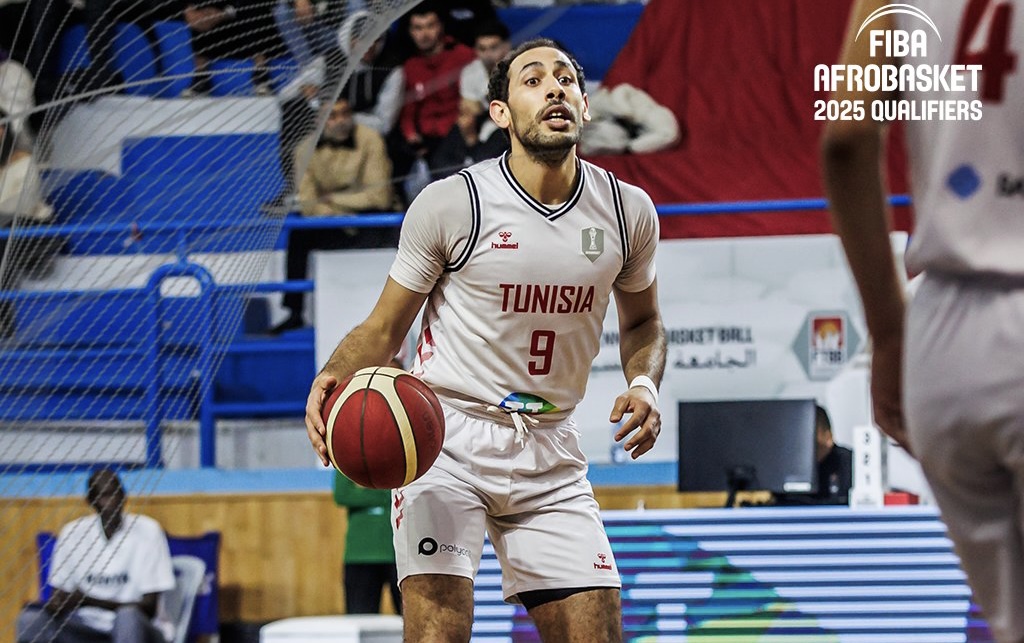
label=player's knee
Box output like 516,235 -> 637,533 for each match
401,574 -> 474,643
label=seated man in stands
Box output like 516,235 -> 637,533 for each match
773,405 -> 853,506
340,29 -> 404,138
273,96 -> 395,333
459,19 -> 510,116
16,468 -> 176,643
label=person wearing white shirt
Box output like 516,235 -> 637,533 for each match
16,469 -> 176,643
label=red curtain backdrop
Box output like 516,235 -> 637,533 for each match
586,0 -> 913,238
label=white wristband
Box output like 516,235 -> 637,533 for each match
629,375 -> 659,403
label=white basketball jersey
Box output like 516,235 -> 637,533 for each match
390,152 -> 659,424
897,1 -> 1024,276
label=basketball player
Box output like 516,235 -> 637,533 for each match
305,38 -> 665,642
823,1 -> 1023,641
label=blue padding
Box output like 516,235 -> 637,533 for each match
153,20 -> 195,98
215,335 -> 315,403
43,170 -> 128,223
208,58 -> 254,96
35,533 -> 56,602
113,23 -> 159,96
58,25 -> 91,74
497,3 -> 645,80
121,134 -> 280,178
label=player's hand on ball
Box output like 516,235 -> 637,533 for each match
306,372 -> 338,466
610,388 -> 661,460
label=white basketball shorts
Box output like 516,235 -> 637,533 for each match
391,402 -> 620,603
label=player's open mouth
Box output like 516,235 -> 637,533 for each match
542,105 -> 573,127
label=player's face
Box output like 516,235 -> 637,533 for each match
495,47 -> 590,161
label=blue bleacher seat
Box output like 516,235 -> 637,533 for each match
113,23 -> 159,96
208,59 -> 254,97
153,20 -> 195,98
58,25 -> 91,75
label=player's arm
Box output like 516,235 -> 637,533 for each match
610,279 -> 666,460
306,278 -> 428,466
822,0 -> 909,452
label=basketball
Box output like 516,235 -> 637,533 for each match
322,366 -> 445,489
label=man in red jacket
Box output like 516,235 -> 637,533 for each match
390,3 -> 475,202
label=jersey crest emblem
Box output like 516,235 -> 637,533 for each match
582,227 -> 604,262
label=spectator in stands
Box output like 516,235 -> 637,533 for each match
389,2 -> 475,200
0,48 -> 35,143
340,28 -> 404,137
334,468 -> 401,615
773,405 -> 853,506
273,96 -> 395,333
430,97 -> 507,178
425,18 -> 510,177
184,0 -> 284,95
271,0 -> 348,83
459,19 -> 510,113
0,105 -> 55,338
391,0 -> 500,57
15,468 -> 176,643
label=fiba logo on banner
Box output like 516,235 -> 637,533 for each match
792,311 -> 862,382
813,2 -> 1016,122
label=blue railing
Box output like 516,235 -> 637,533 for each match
0,196 -> 912,469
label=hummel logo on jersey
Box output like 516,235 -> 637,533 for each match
492,231 -> 519,250
594,552 -> 613,570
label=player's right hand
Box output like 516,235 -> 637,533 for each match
871,334 -> 912,457
305,373 -> 338,467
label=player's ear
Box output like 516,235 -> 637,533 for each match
581,93 -> 591,123
489,100 -> 511,130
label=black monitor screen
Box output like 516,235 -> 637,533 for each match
677,399 -> 818,495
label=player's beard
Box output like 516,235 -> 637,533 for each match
510,102 -> 582,166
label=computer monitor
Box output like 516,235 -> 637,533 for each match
677,399 -> 818,502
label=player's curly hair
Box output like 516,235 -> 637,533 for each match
486,38 -> 587,104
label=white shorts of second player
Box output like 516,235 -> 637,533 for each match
392,402 -> 620,602
904,273 -> 1024,643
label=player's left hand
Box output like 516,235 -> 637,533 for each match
610,388 -> 661,459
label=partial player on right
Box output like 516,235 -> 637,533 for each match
823,1 -> 1023,641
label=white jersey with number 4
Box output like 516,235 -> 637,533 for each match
389,152 -> 659,424
896,0 -> 1024,277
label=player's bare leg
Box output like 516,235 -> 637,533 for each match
528,588 -> 622,643
401,574 -> 475,643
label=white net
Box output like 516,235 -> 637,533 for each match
0,0 -> 422,635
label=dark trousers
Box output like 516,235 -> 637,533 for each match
16,604 -> 165,643
344,562 -> 401,615
283,225 -> 398,318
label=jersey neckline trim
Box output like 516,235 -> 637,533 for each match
499,151 -> 585,220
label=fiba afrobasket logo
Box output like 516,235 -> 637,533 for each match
814,2 -> 1011,122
